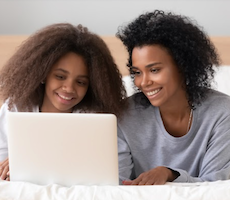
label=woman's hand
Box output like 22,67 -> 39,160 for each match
122,166 -> 178,185
0,158 -> 10,181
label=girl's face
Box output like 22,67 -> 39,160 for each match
41,52 -> 89,113
131,45 -> 186,109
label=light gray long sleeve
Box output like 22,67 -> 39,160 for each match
0,102 -> 9,161
118,89 -> 230,184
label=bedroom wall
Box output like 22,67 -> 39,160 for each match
0,0 -> 230,36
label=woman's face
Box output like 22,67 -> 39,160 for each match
131,45 -> 186,108
42,52 -> 89,113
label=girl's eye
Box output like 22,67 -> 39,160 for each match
77,80 -> 88,87
55,74 -> 65,80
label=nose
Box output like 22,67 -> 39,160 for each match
140,74 -> 153,88
62,80 -> 75,93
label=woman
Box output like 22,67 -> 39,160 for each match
0,23 -> 127,180
116,10 -> 230,185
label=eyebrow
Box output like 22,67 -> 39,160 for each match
131,62 -> 162,69
54,68 -> 68,73
54,68 -> 89,79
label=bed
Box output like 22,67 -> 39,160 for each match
0,179 -> 230,200
0,36 -> 230,200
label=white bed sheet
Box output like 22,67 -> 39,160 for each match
1,66 -> 230,200
1,179 -> 230,200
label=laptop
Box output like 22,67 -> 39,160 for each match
7,112 -> 119,186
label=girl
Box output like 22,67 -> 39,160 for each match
0,23 -> 127,180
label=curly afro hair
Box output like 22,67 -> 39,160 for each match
0,23 -> 127,116
116,10 -> 220,108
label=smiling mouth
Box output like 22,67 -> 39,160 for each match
58,94 -> 74,101
146,88 -> 161,96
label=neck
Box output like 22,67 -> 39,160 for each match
158,87 -> 191,119
159,103 -> 191,120
159,104 -> 193,137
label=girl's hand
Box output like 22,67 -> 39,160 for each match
122,166 -> 178,185
0,158 -> 10,181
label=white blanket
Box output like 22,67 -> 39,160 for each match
1,179 -> 230,200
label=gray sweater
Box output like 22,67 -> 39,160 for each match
118,89 -> 230,183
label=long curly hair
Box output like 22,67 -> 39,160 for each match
0,23 -> 127,116
116,10 -> 220,108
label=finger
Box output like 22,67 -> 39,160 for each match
133,174 -> 161,185
130,176 -> 144,185
0,159 -> 9,179
122,180 -> 133,185
1,165 -> 9,180
0,163 -> 4,175
0,165 -> 3,176
138,181 -> 148,185
6,173 -> 10,181
145,176 -> 167,185
1,159 -> 9,166
138,178 -> 154,185
1,171 -> 8,180
138,179 -> 163,185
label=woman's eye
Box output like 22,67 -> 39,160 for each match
151,68 -> 159,73
130,70 -> 141,76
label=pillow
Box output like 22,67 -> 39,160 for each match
122,76 -> 135,96
213,66 -> 230,96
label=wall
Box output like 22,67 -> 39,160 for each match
0,0 -> 230,36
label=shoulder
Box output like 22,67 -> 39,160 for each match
119,92 -> 150,118
196,89 -> 230,125
0,100 -> 39,113
126,92 -> 151,110
0,100 -> 17,113
0,101 -> 14,128
201,89 -> 230,110
118,92 -> 155,124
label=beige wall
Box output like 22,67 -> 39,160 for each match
1,36 -> 230,77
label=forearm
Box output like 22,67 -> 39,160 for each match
171,167 -> 230,183
172,169 -> 204,183
167,168 -> 180,182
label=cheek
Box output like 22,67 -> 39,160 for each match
46,78 -> 59,89
134,77 -> 141,88
78,86 -> 89,97
83,87 -> 88,96
45,83 -> 52,95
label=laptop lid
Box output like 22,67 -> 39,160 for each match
7,112 -> 119,186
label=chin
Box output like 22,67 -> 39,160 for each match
148,100 -> 163,107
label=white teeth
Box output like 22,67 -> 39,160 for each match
146,89 -> 160,96
58,94 -> 72,100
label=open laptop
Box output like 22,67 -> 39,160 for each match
7,112 -> 119,186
